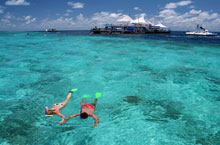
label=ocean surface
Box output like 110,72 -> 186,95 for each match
0,31 -> 220,145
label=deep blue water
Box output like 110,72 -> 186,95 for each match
0,31 -> 220,145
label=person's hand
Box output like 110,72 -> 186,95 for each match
59,118 -> 65,124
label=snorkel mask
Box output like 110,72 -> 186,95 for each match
44,105 -> 53,117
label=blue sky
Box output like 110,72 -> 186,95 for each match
0,0 -> 220,31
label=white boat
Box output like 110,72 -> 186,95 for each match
45,28 -> 56,32
186,25 -> 217,36
186,31 -> 217,36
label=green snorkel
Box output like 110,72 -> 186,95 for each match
82,94 -> 91,98
44,105 -> 54,117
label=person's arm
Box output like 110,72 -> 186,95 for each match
60,113 -> 80,124
54,111 -> 65,124
91,114 -> 99,128
92,98 -> 98,107
66,113 -> 80,120
81,99 -> 86,105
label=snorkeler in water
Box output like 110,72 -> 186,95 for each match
60,92 -> 101,128
43,88 -> 78,124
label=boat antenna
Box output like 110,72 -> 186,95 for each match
128,12 -> 131,25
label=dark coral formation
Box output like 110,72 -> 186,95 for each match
123,96 -> 142,105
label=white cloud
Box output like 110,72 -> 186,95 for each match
134,7 -> 141,11
157,6 -> 220,31
66,9 -> 73,13
1,14 -> 37,30
189,9 -> 202,15
165,3 -> 176,9
5,13 -> 15,19
159,9 -> 177,17
209,13 -> 218,19
38,11 -> 123,30
0,6 -> 4,14
199,12 -> 218,20
0,13 -> 16,27
24,16 -> 36,24
76,13 -> 85,21
64,13 -> 69,16
190,5 -> 195,9
76,13 -> 89,25
134,13 -> 146,18
110,13 -> 121,18
157,1 -> 220,31
90,12 -> 122,26
165,0 -> 192,9
0,18 -> 16,27
36,7 -> 220,31
3,0 -> 218,32
1,19 -> 10,23
40,17 -> 75,30
198,12 -> 209,18
5,0 -> 30,6
77,12 -> 123,29
178,1 -> 192,6
67,2 -> 84,9
117,10 -> 124,13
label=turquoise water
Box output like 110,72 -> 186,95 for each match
0,31 -> 220,145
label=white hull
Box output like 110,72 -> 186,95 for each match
45,29 -> 56,32
186,31 -> 217,36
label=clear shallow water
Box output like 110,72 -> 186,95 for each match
0,31 -> 220,145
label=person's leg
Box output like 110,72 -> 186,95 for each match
60,92 -> 72,106
81,98 -> 86,105
92,98 -> 98,107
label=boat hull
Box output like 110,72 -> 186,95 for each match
91,30 -> 170,34
186,32 -> 217,36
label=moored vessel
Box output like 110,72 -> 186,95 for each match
186,25 -> 217,36
45,28 -> 57,32
90,15 -> 170,34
